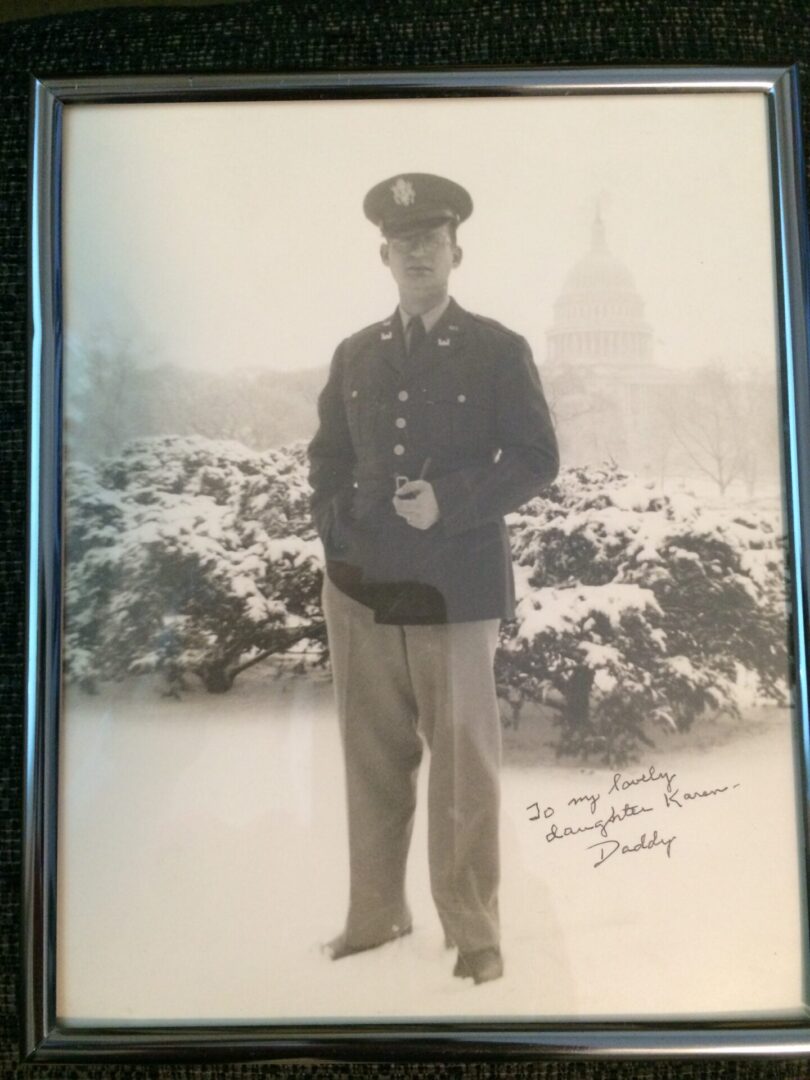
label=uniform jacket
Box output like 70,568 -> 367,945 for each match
307,297 -> 559,623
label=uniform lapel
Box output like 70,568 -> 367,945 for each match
376,309 -> 408,374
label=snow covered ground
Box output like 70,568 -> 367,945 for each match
57,667 -> 806,1025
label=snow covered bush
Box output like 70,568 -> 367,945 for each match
64,436 -> 326,694
499,464 -> 790,764
67,442 -> 789,763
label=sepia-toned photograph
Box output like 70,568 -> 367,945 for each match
52,86 -> 805,1027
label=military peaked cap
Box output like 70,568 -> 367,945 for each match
363,173 -> 473,236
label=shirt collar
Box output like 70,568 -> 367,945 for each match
398,295 -> 451,336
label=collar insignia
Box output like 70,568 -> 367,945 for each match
380,331 -> 393,340
438,337 -> 451,346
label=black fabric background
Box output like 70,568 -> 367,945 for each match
3,1 -> 810,1076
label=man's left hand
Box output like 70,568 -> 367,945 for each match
393,480 -> 440,530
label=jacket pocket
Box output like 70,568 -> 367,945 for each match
344,386 -> 383,451
424,388 -> 488,450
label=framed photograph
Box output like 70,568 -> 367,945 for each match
24,66 -> 810,1062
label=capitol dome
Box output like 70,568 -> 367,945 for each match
547,212 -> 653,366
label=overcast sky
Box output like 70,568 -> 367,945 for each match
62,91 -> 777,378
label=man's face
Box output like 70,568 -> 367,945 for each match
380,223 -> 462,295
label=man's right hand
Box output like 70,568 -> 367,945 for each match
393,480 -> 440,530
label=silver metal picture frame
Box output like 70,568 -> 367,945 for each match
23,65 -> 810,1062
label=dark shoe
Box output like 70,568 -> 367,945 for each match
453,946 -> 503,984
323,923 -> 412,960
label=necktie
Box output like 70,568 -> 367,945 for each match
407,316 -> 427,357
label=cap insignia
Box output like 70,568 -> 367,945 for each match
391,177 -> 416,206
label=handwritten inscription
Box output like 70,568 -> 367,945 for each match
588,830 -> 677,867
543,802 -> 653,841
526,764 -> 740,869
608,764 -> 677,795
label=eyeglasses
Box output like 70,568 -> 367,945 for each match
388,231 -> 452,254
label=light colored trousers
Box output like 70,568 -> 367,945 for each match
322,575 -> 502,954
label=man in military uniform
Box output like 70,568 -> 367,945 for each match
308,173 -> 559,985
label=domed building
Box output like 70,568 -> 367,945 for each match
547,211 -> 653,369
544,212 -> 689,474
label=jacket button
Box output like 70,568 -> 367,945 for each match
351,389 -> 358,398
395,417 -> 406,428
393,444 -> 405,456
398,390 -> 409,402
457,394 -> 466,403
